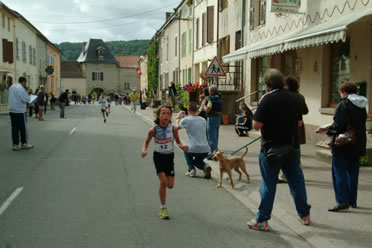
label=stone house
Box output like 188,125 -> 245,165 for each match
62,38 -> 140,98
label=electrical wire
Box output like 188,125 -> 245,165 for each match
29,1 -> 179,25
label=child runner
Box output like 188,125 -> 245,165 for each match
141,105 -> 188,219
98,92 -> 108,123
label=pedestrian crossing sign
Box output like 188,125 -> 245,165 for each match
204,56 -> 226,77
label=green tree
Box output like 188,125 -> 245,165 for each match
146,39 -> 159,95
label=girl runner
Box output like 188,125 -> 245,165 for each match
98,92 -> 108,123
141,105 -> 188,219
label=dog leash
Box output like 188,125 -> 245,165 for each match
230,136 -> 262,156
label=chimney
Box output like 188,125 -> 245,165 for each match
166,12 -> 172,21
82,42 -> 87,55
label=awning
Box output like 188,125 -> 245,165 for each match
223,8 -> 372,63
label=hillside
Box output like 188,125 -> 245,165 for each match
56,40 -> 150,61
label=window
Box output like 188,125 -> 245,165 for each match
97,47 -> 104,60
175,36 -> 177,57
218,35 -> 230,71
188,68 -> 191,84
22,41 -> 26,63
207,6 -> 214,43
32,48 -> 36,65
188,29 -> 192,55
257,56 -> 268,99
2,39 -> 13,63
124,82 -> 130,90
260,0 -> 266,25
29,45 -> 32,64
181,32 -> 186,57
92,72 -> 104,81
250,0 -> 266,29
16,39 -> 19,60
166,36 -> 169,62
202,13 -> 206,46
196,18 -> 199,49
7,16 -> 10,32
330,40 -> 350,104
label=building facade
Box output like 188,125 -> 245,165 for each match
0,3 -> 16,113
224,0 -> 372,142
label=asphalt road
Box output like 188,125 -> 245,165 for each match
0,104 -> 306,248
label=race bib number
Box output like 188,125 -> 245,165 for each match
155,138 -> 173,153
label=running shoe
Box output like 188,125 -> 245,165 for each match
159,208 -> 169,219
247,219 -> 269,231
106,112 -> 109,117
12,145 -> 20,151
185,169 -> 196,177
21,144 -> 34,150
204,164 -> 212,179
298,216 -> 310,225
104,119 -> 106,123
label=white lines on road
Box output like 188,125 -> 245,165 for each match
69,127 -> 77,135
0,187 -> 24,216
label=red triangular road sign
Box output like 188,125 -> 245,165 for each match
204,56 -> 226,77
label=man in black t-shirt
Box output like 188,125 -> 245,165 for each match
247,69 -> 311,232
58,89 -> 69,118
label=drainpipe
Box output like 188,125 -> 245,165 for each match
192,1 -> 195,86
241,0 -> 246,93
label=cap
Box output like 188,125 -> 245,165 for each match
40,85 -> 45,88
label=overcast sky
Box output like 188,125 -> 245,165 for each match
2,0 -> 180,44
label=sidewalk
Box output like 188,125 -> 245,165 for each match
133,106 -> 372,248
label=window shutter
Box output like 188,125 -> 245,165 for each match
175,37 -> 177,57
207,6 -> 214,44
196,18 -> 199,49
2,39 -> 8,62
101,72 -> 104,81
92,72 -> 96,81
202,13 -> 206,46
8,41 -> 13,64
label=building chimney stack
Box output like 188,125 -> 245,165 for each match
166,12 -> 172,21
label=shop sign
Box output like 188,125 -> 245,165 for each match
271,0 -> 300,14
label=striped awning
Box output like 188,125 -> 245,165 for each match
223,8 -> 372,63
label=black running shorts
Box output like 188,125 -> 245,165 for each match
153,152 -> 175,176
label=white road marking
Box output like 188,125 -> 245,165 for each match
69,127 -> 77,135
0,187 -> 24,216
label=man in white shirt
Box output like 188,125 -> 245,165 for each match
8,77 -> 33,151
175,102 -> 212,178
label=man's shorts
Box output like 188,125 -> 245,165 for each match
101,108 -> 106,113
153,152 -> 175,176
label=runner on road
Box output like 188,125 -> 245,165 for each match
98,92 -> 108,123
129,89 -> 139,114
141,105 -> 188,219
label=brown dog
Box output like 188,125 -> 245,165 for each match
212,147 -> 250,189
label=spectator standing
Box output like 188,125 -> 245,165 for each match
175,102 -> 212,178
50,93 -> 56,110
28,89 -> 34,117
58,89 -> 69,118
8,76 -> 33,151
37,85 -> 46,121
279,76 -> 309,183
247,68 -> 311,231
326,82 -> 367,211
204,85 -> 222,159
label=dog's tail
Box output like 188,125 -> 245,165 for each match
240,147 -> 248,159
